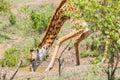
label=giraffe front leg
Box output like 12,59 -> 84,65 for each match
45,44 -> 60,71
74,29 -> 92,66
45,29 -> 86,71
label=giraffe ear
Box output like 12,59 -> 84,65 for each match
30,49 -> 34,52
30,49 -> 35,56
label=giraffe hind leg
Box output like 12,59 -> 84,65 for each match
73,29 -> 92,66
74,40 -> 80,65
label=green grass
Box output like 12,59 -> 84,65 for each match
0,36 -> 39,67
10,0 -> 31,5
0,30 -> 11,43
0,47 -> 20,67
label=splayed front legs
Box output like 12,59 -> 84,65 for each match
45,28 -> 92,71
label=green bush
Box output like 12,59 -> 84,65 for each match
0,43 -> 35,67
0,0 -> 11,14
30,10 -> 51,31
19,5 -> 29,13
80,50 -> 91,57
0,47 -> 20,67
91,50 -> 100,57
90,55 -> 103,64
9,12 -> 16,25
30,5 -> 53,31
80,50 -> 100,58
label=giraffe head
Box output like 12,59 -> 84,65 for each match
30,46 -> 48,72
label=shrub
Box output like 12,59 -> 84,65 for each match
0,47 -> 20,67
80,50 -> 100,58
19,5 -> 29,13
86,34 -> 105,56
30,5 -> 53,32
0,42 -> 35,67
90,55 -> 103,64
91,50 -> 100,57
30,10 -> 50,31
9,12 -> 16,25
0,0 -> 11,14
80,50 -> 91,57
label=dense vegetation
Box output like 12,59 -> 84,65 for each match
68,0 -> 120,80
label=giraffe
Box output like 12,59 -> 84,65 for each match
30,0 -> 92,72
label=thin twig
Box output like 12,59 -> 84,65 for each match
59,40 -> 72,59
111,44 -> 119,77
58,40 -> 72,76
0,69 -> 7,80
58,58 -> 64,76
10,60 -> 22,80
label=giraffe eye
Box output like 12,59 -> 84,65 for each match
36,48 -> 39,53
32,59 -> 35,61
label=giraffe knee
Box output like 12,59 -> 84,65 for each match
56,39 -> 63,46
74,40 -> 79,47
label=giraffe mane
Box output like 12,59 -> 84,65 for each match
38,0 -> 67,48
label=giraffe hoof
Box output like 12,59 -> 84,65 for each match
45,67 -> 52,71
75,63 -> 80,66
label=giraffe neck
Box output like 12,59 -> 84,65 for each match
38,0 -> 69,49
